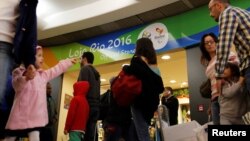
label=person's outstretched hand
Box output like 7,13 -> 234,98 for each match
70,57 -> 78,64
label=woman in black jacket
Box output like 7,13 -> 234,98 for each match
126,38 -> 164,141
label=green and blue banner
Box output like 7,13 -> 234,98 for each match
43,0 -> 250,71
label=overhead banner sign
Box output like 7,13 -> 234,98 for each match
43,0 -> 249,71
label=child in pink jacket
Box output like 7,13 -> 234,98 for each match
64,81 -> 90,141
4,46 -> 77,141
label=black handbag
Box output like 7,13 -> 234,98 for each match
199,79 -> 212,99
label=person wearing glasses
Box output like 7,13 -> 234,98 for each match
208,0 -> 250,95
199,32 -> 239,125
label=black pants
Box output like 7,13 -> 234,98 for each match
0,110 -> 11,139
84,106 -> 99,141
40,127 -> 53,141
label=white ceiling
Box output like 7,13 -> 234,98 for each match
37,0 -> 180,40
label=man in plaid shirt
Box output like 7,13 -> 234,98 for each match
208,0 -> 250,92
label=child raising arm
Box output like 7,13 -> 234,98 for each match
4,46 -> 77,141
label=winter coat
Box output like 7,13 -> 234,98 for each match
125,56 -> 164,124
64,81 -> 90,132
13,0 -> 38,67
5,59 -> 73,130
161,95 -> 179,125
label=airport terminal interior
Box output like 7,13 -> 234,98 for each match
1,0 -> 250,141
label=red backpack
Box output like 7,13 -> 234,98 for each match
111,69 -> 142,107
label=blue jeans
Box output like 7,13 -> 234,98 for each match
211,98 -> 220,125
0,42 -> 14,139
130,106 -> 150,141
0,42 -> 14,110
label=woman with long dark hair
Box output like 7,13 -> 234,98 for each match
126,38 -> 164,141
199,32 -> 238,125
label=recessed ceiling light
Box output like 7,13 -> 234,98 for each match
170,80 -> 176,83
180,82 -> 188,88
100,78 -> 106,82
181,82 -> 188,85
122,63 -> 130,67
161,55 -> 170,60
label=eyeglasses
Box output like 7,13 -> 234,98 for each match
204,40 -> 215,46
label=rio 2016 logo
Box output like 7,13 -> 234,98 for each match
138,23 -> 169,50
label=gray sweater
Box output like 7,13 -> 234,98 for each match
78,65 -> 100,107
219,81 -> 248,119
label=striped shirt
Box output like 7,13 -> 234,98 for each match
216,6 -> 250,77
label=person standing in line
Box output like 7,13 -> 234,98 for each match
78,52 -> 100,141
161,87 -> 179,126
4,46 -> 77,141
0,1 -> 20,139
40,82 -> 58,141
102,77 -> 131,141
0,1 -> 38,139
126,38 -> 164,141
208,0 -> 250,93
200,33 -> 221,125
64,81 -> 90,141
199,32 -> 238,125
